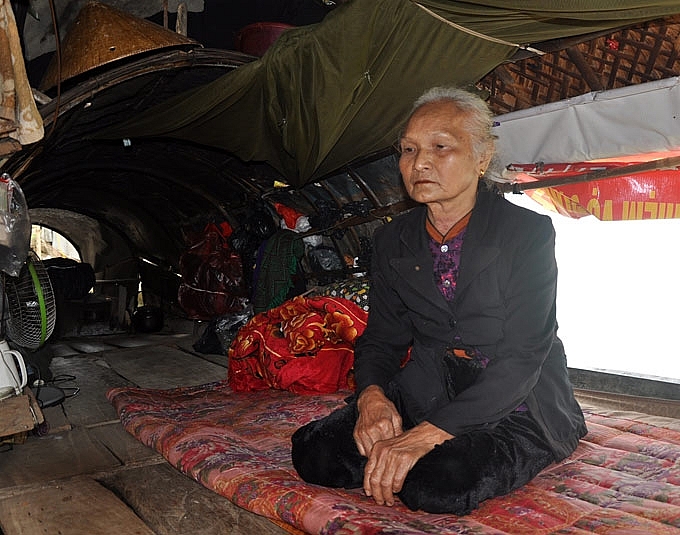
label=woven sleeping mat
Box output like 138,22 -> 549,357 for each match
107,381 -> 680,534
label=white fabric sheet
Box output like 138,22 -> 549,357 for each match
493,77 -> 680,167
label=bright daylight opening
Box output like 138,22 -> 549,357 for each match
30,225 -> 80,262
507,192 -> 680,383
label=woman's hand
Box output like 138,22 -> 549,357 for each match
353,385 -> 403,457
363,421 -> 454,507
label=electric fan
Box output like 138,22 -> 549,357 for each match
2,250 -> 57,350
0,174 -> 57,405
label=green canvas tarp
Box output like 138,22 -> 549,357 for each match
99,0 -> 680,188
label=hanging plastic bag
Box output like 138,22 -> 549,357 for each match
178,223 -> 248,320
0,173 -> 30,277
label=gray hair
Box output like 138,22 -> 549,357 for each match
406,86 -> 497,168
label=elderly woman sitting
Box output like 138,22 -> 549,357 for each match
291,86 -> 586,515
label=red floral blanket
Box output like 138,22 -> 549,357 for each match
107,382 -> 680,535
228,296 -> 367,394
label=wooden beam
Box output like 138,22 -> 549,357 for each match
566,47 -> 605,91
502,156 -> 680,192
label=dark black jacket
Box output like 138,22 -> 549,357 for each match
354,190 -> 587,460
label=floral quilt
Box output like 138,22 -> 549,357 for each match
228,295 -> 367,394
107,382 -> 680,535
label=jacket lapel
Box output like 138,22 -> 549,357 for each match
388,192 -> 502,313
456,191 -> 500,297
391,207 -> 451,316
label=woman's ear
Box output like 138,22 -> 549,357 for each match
478,147 -> 494,177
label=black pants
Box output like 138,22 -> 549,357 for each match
291,387 -> 555,515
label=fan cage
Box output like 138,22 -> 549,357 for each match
4,251 -> 57,349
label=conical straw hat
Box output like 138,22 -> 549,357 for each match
40,1 -> 198,90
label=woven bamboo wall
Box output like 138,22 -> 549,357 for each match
481,16 -> 680,115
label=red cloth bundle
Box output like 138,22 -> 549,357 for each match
228,295 -> 368,394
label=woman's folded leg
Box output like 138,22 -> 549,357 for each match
398,411 -> 555,515
291,399 -> 366,488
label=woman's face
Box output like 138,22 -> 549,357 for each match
398,100 -> 490,210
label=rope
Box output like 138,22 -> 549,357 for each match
414,3 -> 545,55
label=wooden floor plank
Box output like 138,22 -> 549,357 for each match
39,403 -> 72,433
0,428 -> 122,488
106,333 -> 193,347
66,340 -> 119,354
49,342 -> 82,357
99,463 -> 288,535
0,477 -> 155,535
103,337 -> 162,348
102,345 -> 226,389
48,354 -> 134,427
87,422 -> 163,466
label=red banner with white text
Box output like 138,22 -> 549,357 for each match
509,159 -> 680,221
